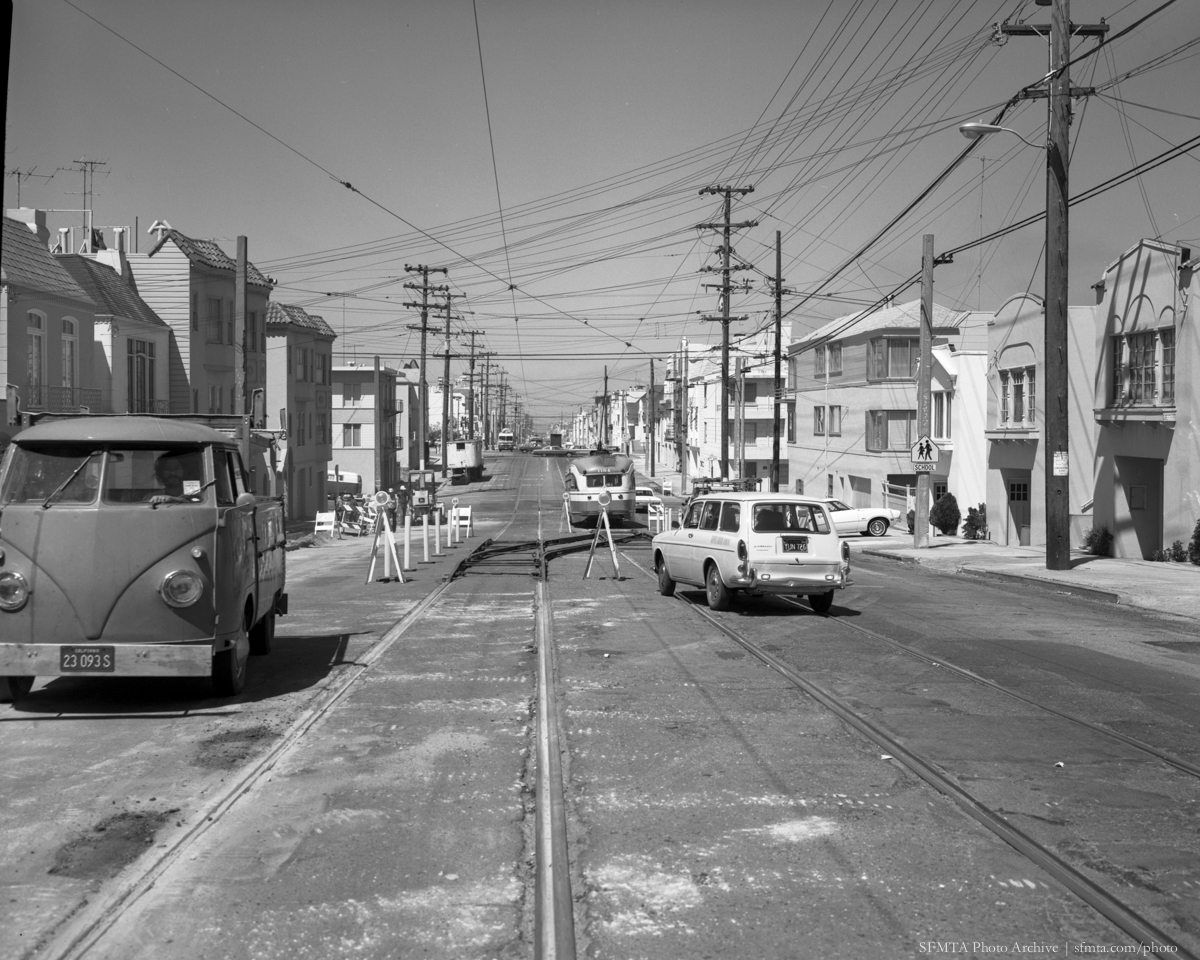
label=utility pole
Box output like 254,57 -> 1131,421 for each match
915,234 -> 935,549
481,356 -> 496,446
235,237 -> 248,415
771,231 -> 784,493
462,331 -> 481,439
603,367 -> 610,449
1002,1 -> 1108,570
698,185 -> 756,478
403,264 -> 448,470
649,359 -> 656,478
438,291 -> 463,480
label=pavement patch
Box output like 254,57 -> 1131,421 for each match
48,808 -> 176,880
192,724 -> 280,769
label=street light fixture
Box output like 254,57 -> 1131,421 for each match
958,122 -> 1044,150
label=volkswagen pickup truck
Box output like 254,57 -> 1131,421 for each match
0,416 -> 287,701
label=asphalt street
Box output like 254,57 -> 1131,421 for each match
2,452 -> 1197,960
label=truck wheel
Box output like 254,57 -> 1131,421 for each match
0,676 -> 34,703
705,563 -> 732,612
656,555 -> 676,597
212,619 -> 249,697
249,609 -> 275,656
808,592 -> 834,614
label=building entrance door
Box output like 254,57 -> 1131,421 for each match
1008,476 -> 1031,546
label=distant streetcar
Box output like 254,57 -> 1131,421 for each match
564,452 -> 636,526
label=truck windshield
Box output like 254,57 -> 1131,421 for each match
102,447 -> 208,503
0,445 -> 103,505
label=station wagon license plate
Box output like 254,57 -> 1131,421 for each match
60,646 -> 115,673
781,537 -> 809,553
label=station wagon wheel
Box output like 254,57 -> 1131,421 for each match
867,518 -> 888,537
705,563 -> 732,612
656,555 -> 676,597
249,608 -> 275,656
212,614 -> 250,697
0,676 -> 34,703
808,592 -> 834,614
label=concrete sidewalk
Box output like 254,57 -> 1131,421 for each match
858,536 -> 1200,622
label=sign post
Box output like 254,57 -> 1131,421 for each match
910,434 -> 940,545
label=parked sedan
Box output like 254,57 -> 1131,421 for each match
634,486 -> 663,513
821,499 -> 901,537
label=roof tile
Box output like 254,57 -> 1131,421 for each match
2,217 -> 94,303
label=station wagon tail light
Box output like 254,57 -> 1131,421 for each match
737,540 -> 748,561
0,571 -> 29,611
841,541 -> 850,562
160,570 -> 204,608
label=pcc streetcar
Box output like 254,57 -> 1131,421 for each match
564,452 -> 636,526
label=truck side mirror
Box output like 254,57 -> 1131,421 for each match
236,492 -> 257,508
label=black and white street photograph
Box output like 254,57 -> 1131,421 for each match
3,2 -> 1200,958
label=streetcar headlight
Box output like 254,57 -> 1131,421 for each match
0,571 -> 29,611
160,570 -> 204,607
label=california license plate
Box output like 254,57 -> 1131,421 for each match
782,538 -> 809,553
60,646 -> 115,672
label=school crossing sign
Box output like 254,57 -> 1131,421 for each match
910,436 -> 940,473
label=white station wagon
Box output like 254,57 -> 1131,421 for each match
652,492 -> 851,613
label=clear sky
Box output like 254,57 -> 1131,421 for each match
6,0 -> 1199,428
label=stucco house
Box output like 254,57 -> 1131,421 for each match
1090,239 -> 1198,559
1,214 -> 98,439
55,253 -> 172,416
786,299 -> 989,515
265,302 -> 336,519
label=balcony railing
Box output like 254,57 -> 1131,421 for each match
128,398 -> 170,415
25,385 -> 106,414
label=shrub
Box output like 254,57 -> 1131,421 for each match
907,508 -> 915,534
929,492 -> 961,536
1151,548 -> 1168,562
1190,519 -> 1200,566
962,503 -> 988,540
1081,525 -> 1113,557
1169,540 -> 1188,563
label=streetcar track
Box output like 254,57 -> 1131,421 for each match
617,549 -> 1194,960
780,597 -> 1200,782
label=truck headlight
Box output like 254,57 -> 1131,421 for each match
160,570 -> 204,607
0,571 -> 30,611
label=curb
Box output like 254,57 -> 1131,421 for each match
955,566 -> 1121,604
859,549 -> 918,564
859,549 -> 1122,604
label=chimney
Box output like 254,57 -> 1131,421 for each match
8,208 -> 50,246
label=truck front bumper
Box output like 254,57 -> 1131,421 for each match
0,642 -> 214,677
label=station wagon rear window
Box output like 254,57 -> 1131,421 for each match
752,502 -> 831,534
